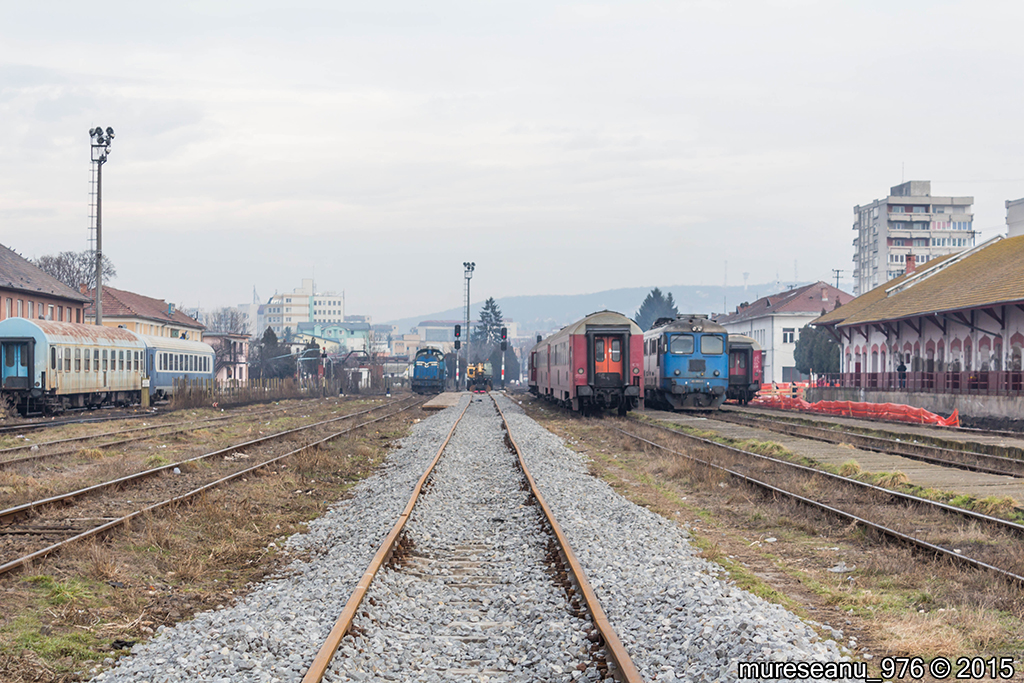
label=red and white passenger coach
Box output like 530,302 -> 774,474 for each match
528,310 -> 643,415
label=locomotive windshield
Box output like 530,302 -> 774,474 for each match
595,339 -> 604,362
610,339 -> 621,362
700,335 -> 724,355
670,335 -> 694,354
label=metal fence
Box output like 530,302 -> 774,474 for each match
815,371 -> 1024,396
170,376 -> 345,409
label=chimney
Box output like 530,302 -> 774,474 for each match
905,253 -> 916,275
79,283 -> 88,295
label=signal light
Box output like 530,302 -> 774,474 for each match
500,341 -> 507,351
455,340 -> 461,350
500,327 -> 507,341
454,324 -> 461,338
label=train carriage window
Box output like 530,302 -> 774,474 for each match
64,348 -> 71,372
84,350 -> 91,372
119,350 -> 125,371
670,335 -> 694,354
595,339 -> 604,362
102,350 -> 108,371
134,351 -> 139,372
93,349 -> 99,371
51,347 -> 57,370
611,339 -> 621,362
4,345 -> 13,368
700,335 -> 724,355
75,348 -> 81,372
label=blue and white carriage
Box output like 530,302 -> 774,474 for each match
0,318 -> 215,414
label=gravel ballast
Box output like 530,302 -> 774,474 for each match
494,393 -> 859,682
89,393 -> 861,683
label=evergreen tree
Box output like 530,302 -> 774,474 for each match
634,288 -> 679,331
472,297 -> 504,345
793,324 -> 841,375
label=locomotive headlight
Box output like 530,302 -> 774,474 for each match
577,368 -> 584,374
691,326 -> 697,331
673,369 -> 680,376
713,370 -> 720,377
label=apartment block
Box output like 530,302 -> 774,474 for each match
852,181 -> 974,296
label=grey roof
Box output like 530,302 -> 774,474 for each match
0,244 -> 91,303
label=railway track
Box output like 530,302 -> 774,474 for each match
700,409 -> 1024,478
0,403 -> 299,470
0,396 -> 424,576
621,415 -> 1024,587
302,394 -> 641,682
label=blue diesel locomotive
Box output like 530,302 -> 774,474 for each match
410,347 -> 447,394
642,315 -> 729,410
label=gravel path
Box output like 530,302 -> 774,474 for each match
495,393 -> 860,682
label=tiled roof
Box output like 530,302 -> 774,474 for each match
716,281 -> 854,325
0,244 -> 91,302
85,286 -> 204,329
826,236 -> 1024,327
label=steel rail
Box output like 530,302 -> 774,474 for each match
0,411 -> 155,436
300,399 -> 471,683
0,400 -> 425,577
0,397 -> 417,526
495,398 -> 644,683
0,404 -> 295,458
616,420 -> 1024,587
708,410 -> 1024,478
636,418 -> 1024,533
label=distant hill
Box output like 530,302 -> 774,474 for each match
385,281 -> 810,335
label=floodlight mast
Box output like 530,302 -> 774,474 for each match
89,126 -> 114,326
462,261 -> 475,391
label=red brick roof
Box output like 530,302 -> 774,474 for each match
0,243 -> 91,303
716,281 -> 854,325
85,286 -> 204,329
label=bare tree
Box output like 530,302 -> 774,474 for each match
205,307 -> 249,335
33,250 -> 116,291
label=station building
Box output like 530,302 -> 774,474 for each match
0,243 -> 91,324
813,208 -> 1024,421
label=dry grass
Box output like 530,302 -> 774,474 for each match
0,399 -> 416,681
520,397 -> 1024,673
871,470 -> 910,488
838,459 -> 862,477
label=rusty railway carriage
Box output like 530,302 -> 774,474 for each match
0,319 -> 217,415
529,310 -> 643,415
726,333 -> 763,405
642,315 -> 729,410
0,318 -> 147,414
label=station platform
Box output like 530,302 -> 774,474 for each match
422,392 -> 467,411
642,409 -> 1024,507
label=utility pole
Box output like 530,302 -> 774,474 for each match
89,126 -> 114,326
462,262 -> 475,391
832,269 -> 843,290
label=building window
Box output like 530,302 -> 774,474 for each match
783,328 -> 795,344
17,300 -> 23,317
5,298 -> 10,318
28,302 -> 34,319
58,306 -> 63,322
891,206 -> 905,213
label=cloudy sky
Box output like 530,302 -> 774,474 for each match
2,1 -> 1022,321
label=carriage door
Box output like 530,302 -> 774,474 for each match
593,335 -> 624,387
1,340 -> 30,389
729,348 -> 748,381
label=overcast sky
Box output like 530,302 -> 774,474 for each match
2,1 -> 1022,321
